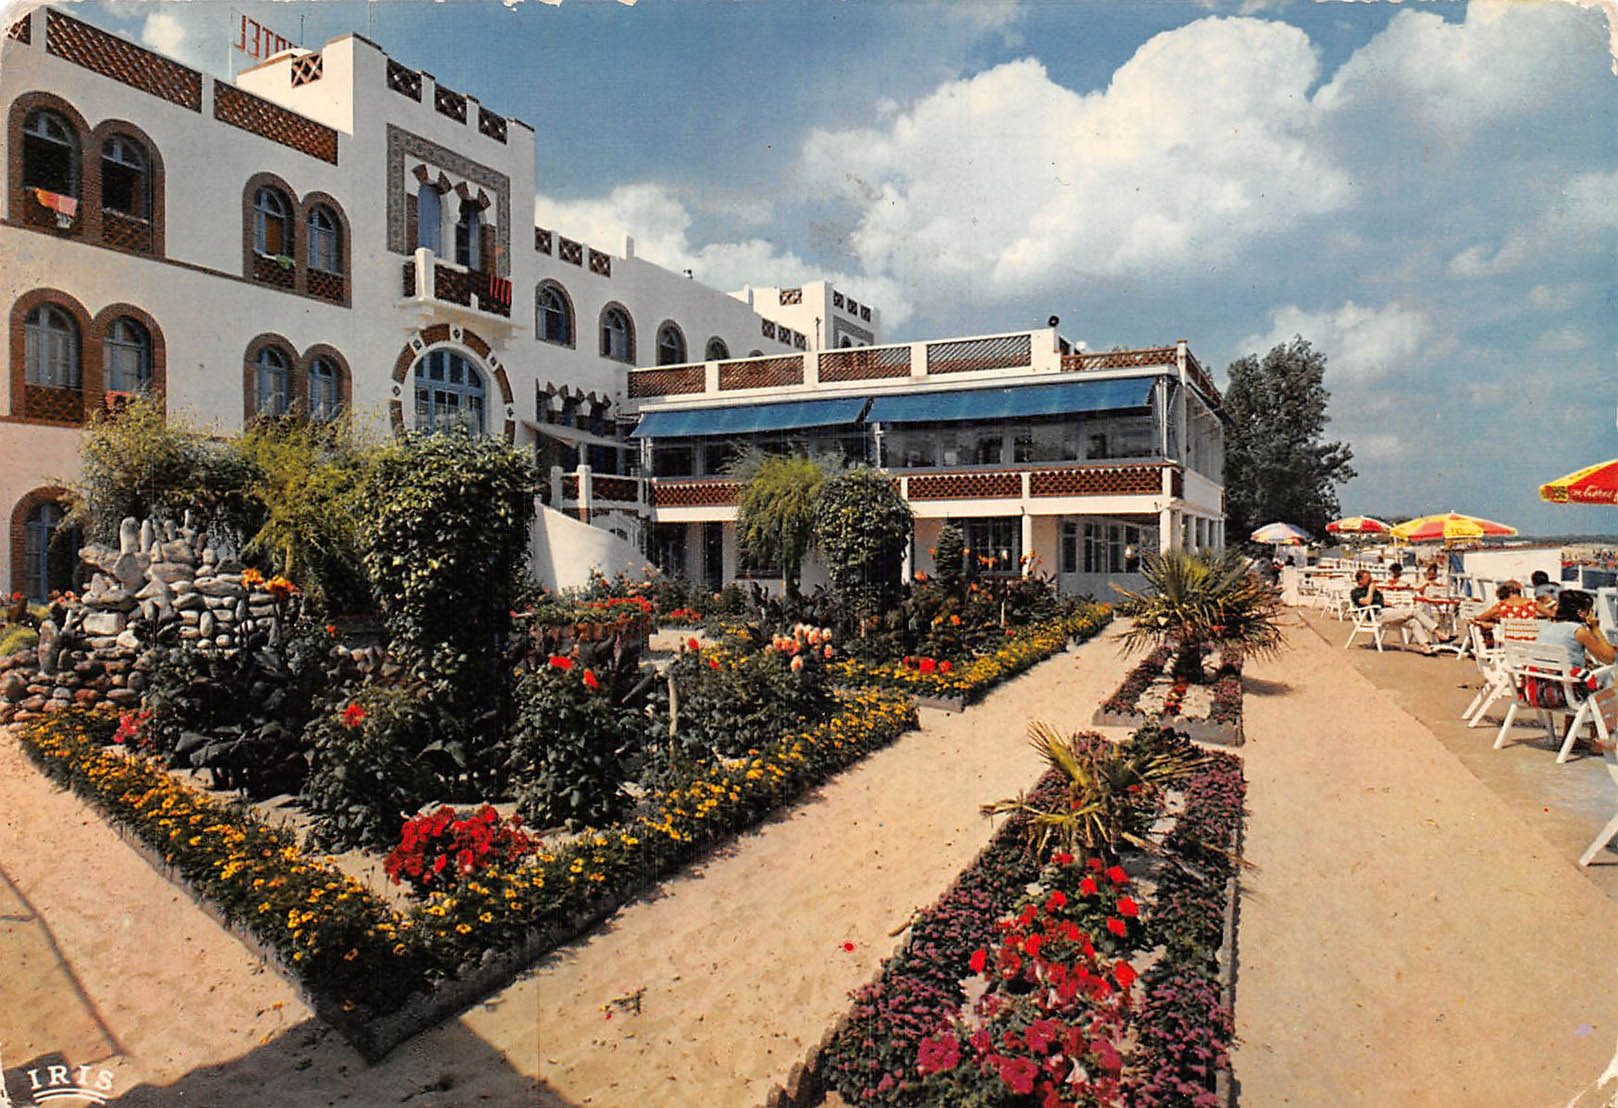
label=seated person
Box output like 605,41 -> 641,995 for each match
1415,563 -> 1457,636
1530,570 -> 1562,605
1537,588 -> 1616,672
1349,569 -> 1445,651
1386,564 -> 1407,588
1474,580 -> 1552,632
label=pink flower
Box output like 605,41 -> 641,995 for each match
1025,1018 -> 1059,1054
994,1056 -> 1038,1096
917,1034 -> 960,1075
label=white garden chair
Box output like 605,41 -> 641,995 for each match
1492,640 -> 1582,752
1579,729 -> 1618,866
1556,666 -> 1617,763
1344,602 -> 1389,651
1463,621 -> 1510,725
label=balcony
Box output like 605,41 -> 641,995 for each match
399,248 -> 517,339
22,384 -> 85,424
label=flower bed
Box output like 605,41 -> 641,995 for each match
796,726 -> 1246,1108
1094,646 -> 1244,747
834,605 -> 1112,709
16,687 -> 918,1060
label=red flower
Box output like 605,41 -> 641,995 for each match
1078,876 -> 1098,896
938,660 -> 952,674
325,624 -> 338,636
582,669 -> 600,690
709,658 -> 720,669
549,655 -> 574,671
919,657 -> 937,675
1052,852 -> 1074,866
1046,890 -> 1067,910
1116,896 -> 1139,918
1025,1018 -> 1059,1054
969,948 -> 987,974
1087,857 -> 1104,872
995,1056 -> 1038,1096
1105,865 -> 1128,885
341,703 -> 365,729
687,637 -> 700,652
1106,917 -> 1126,936
916,1034 -> 961,1076
1114,961 -> 1136,988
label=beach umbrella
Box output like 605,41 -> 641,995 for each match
1539,458 -> 1618,505
1390,511 -> 1517,544
1249,522 -> 1311,545
1326,515 -> 1392,534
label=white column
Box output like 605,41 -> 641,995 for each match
1021,511 -> 1034,576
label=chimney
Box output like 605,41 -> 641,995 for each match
623,234 -> 635,259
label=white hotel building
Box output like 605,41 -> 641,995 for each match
0,7 -> 1225,603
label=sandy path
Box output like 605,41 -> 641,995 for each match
533,626 -> 1140,1108
1233,615 -> 1618,1107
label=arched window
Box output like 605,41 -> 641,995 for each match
22,500 -> 76,603
22,109 -> 77,196
253,186 -> 292,256
24,304 -> 79,389
414,348 -> 486,433
537,283 -> 572,345
417,183 -> 441,254
705,337 -> 730,361
601,306 -> 635,363
100,134 -> 148,218
254,346 -> 290,417
308,356 -> 340,421
306,204 -> 340,273
455,199 -> 481,269
840,336 -> 854,348
656,323 -> 687,366
102,316 -> 151,393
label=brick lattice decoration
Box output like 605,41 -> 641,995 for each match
588,249 -> 611,277
650,481 -> 740,508
819,345 -> 911,381
592,476 -> 640,503
47,11 -> 202,112
477,107 -> 507,143
719,355 -> 803,391
8,16 -> 29,43
401,261 -> 416,298
1172,469 -> 1184,499
627,366 -> 704,399
434,85 -> 467,123
23,385 -> 84,424
559,238 -> 583,266
252,254 -> 296,289
779,288 -> 802,305
307,270 -> 344,304
534,228 -> 552,254
926,334 -> 1032,376
907,472 -> 1021,500
432,264 -> 510,318
215,83 -> 338,164
1184,351 -> 1223,408
100,210 -> 153,253
386,59 -> 422,101
290,53 -> 323,87
1062,347 -> 1177,372
1029,464 -> 1164,498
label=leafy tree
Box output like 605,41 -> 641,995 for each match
729,449 -> 839,602
813,466 -> 913,625
932,523 -> 966,596
66,395 -> 257,543
1223,337 -> 1355,543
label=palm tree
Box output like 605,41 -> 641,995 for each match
982,723 -> 1205,864
729,449 -> 841,603
1111,547 -> 1283,679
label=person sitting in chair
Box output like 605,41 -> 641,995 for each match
1350,569 -> 1446,652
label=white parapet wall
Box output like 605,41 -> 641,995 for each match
530,504 -> 654,591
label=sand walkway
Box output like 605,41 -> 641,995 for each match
531,626 -> 1140,1107
1233,614 -> 1618,1107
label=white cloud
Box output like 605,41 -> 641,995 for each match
1351,433 -> 1412,461
1528,283 -> 1586,311
1240,300 -> 1432,384
140,12 -> 187,57
799,18 -> 1348,296
534,185 -> 913,325
1532,326 -> 1590,353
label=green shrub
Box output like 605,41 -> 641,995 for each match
301,683 -> 462,851
509,657 -> 644,831
932,524 -> 966,596
814,466 -> 913,627
0,623 -> 38,658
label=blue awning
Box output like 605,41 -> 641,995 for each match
865,377 -> 1156,425
631,396 -> 869,439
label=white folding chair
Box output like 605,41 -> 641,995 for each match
1556,665 -> 1617,764
1579,737 -> 1618,866
1463,621 -> 1511,724
1493,640 -> 1580,751
1344,603 -> 1387,650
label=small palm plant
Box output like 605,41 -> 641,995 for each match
983,723 -> 1205,865
1111,548 -> 1283,680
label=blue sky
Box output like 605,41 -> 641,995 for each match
40,1 -> 1618,535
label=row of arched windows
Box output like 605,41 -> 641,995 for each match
533,282 -> 732,366
415,181 -> 484,270
9,291 -> 166,424
252,184 -> 342,273
243,337 -> 351,423
21,107 -> 150,219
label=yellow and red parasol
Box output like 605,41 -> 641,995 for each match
1326,515 -> 1392,534
1389,511 -> 1517,544
1539,459 -> 1618,506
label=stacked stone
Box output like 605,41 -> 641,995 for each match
0,514 -> 300,726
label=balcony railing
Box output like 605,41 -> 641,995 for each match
400,249 -> 511,318
23,383 -> 84,423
